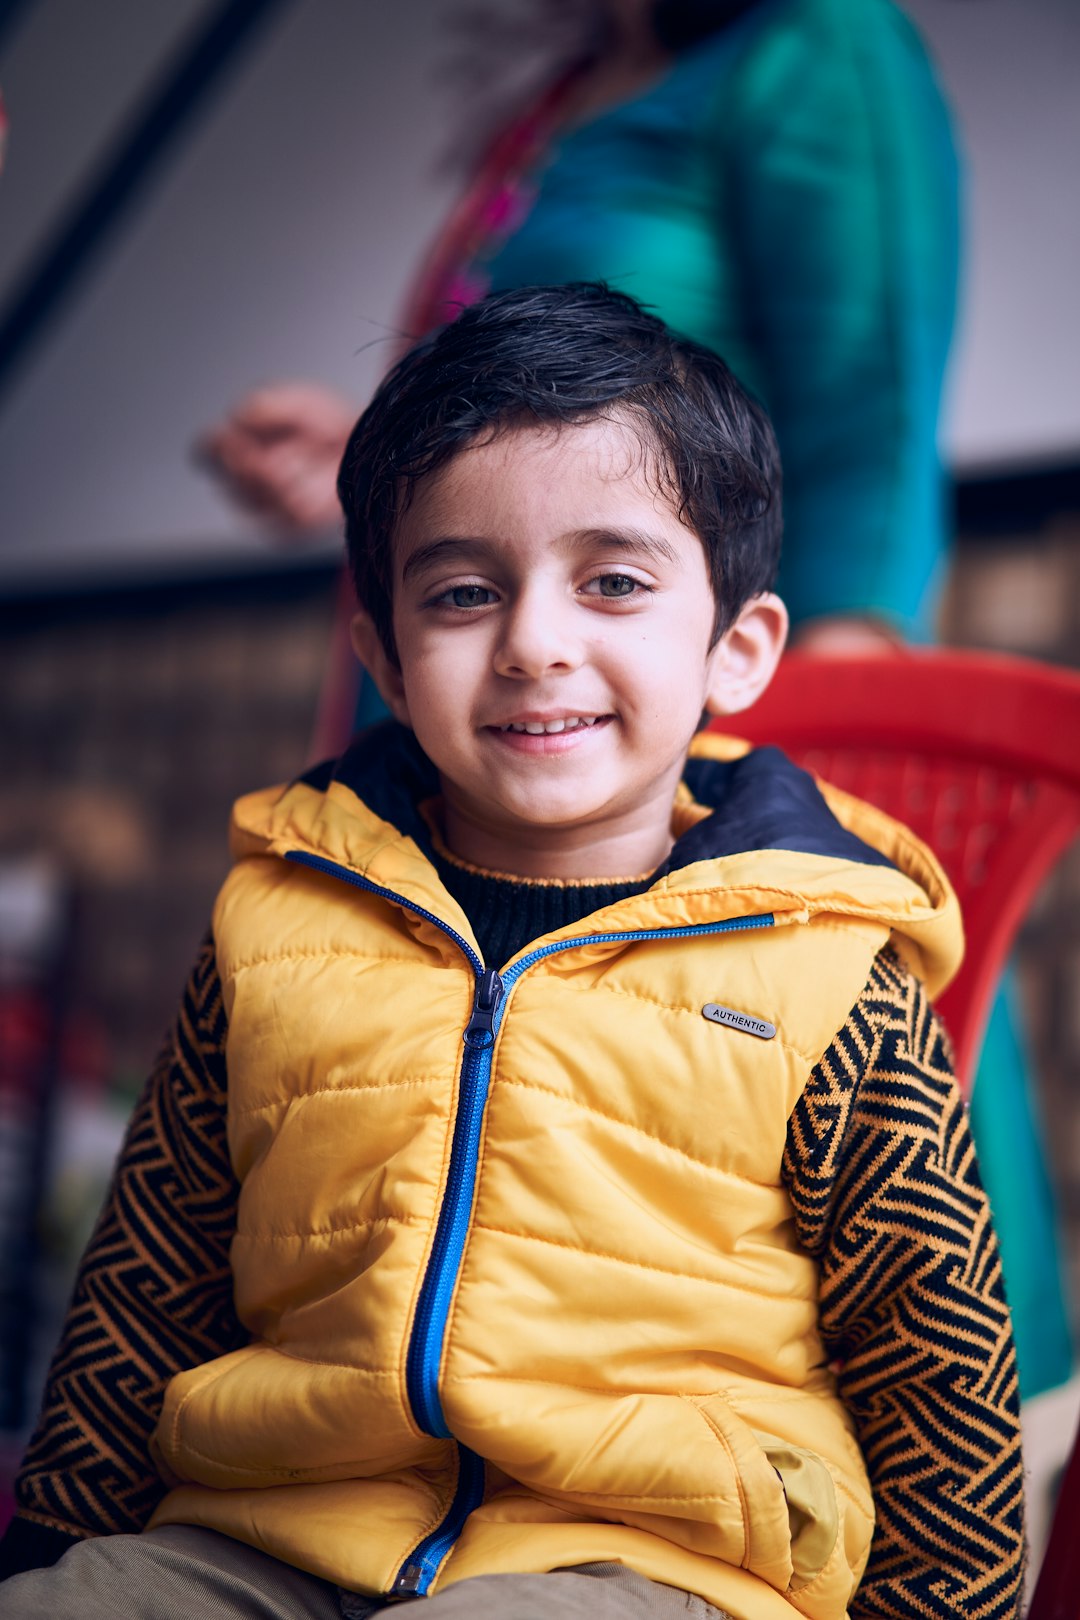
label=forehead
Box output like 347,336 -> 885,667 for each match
393,416 -> 689,561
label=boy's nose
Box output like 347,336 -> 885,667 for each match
493,593 -> 584,679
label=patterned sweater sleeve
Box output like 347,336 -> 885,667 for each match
783,948 -> 1026,1620
0,935 -> 245,1577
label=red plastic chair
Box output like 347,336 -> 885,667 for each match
722,645 -> 1080,1620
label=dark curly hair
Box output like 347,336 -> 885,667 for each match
338,282 -> 782,663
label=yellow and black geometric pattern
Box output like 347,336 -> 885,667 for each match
784,949 -> 1025,1618
13,936 -> 244,1548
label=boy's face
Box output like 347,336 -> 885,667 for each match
354,417 -> 786,878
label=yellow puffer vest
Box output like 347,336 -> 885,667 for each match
150,732 -> 962,1620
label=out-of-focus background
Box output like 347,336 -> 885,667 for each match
0,0 -> 1078,1568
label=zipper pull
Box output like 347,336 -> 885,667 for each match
388,1563 -> 424,1600
463,968 -> 504,1049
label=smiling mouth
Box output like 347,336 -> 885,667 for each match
498,716 -> 607,735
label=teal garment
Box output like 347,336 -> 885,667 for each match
484,0 -> 959,635
970,974 -> 1074,1400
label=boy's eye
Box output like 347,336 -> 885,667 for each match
442,584 -> 495,609
591,573 -> 641,598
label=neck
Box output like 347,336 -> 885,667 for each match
440,798 -> 674,881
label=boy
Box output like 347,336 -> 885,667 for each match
0,285 -> 1024,1619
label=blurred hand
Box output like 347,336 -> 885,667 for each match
196,382 -> 357,537
789,615 -> 906,658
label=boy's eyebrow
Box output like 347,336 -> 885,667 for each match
400,528 -> 683,582
576,528 -> 683,566
400,537 -> 494,582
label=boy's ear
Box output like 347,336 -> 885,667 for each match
349,610 -> 412,727
703,592 -> 789,718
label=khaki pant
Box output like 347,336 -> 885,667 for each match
0,1527 -> 734,1620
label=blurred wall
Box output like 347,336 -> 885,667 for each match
0,0 -> 465,585
902,0 -> 1080,472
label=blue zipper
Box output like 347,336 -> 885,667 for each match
285,850 -> 484,977
285,847 -> 773,1594
389,1445 -> 486,1599
406,963 -> 504,1437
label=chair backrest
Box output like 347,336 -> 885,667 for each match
720,645 -> 1080,1620
721,647 -> 1080,1095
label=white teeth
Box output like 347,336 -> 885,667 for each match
504,716 -> 598,734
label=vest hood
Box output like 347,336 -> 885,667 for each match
229,721 -> 963,997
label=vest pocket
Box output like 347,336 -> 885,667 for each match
689,1395 -> 839,1599
750,1436 -> 839,1592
